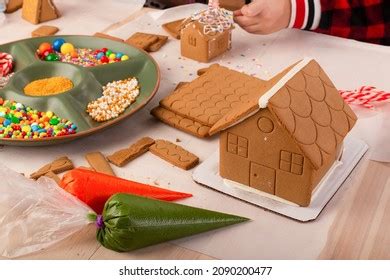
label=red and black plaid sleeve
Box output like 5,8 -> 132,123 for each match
290,0 -> 390,45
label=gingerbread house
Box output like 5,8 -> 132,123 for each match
152,59 -> 357,206
180,6 -> 234,62
22,0 -> 59,24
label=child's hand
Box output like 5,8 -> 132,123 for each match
234,0 -> 291,34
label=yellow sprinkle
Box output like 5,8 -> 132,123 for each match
24,77 -> 73,96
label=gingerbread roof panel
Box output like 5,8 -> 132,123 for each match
160,64 -> 269,127
268,60 -> 357,169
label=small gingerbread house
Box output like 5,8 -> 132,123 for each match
180,6 -> 234,62
207,59 -> 357,206
22,0 -> 59,25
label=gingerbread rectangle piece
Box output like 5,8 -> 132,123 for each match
94,32 -> 124,42
107,137 -> 155,167
149,140 -> 199,170
147,35 -> 168,52
85,152 -> 115,176
32,25 -> 59,37
30,156 -> 74,180
125,32 -> 159,50
162,18 -> 185,39
151,106 -> 210,138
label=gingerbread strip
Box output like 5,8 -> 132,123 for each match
151,106 -> 211,138
162,18 -> 185,39
32,25 -> 59,37
30,156 -> 74,180
85,152 -> 115,176
107,137 -> 155,167
125,32 -> 159,50
94,32 -> 124,42
149,140 -> 199,170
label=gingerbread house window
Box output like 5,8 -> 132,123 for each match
279,151 -> 304,175
188,36 -> 197,47
227,133 -> 248,158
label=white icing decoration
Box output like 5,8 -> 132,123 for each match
258,57 -> 313,108
191,6 -> 233,35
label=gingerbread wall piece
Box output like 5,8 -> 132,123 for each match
180,4 -> 234,62
22,0 -> 59,25
30,156 -> 74,179
5,0 -> 23,13
31,25 -> 59,37
107,137 -> 155,167
157,64 -> 268,128
150,140 -> 199,170
85,152 -> 115,176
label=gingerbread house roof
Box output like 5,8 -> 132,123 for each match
160,64 -> 270,127
209,58 -> 358,170
180,7 -> 234,40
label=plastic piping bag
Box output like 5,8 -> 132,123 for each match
0,164 -> 248,258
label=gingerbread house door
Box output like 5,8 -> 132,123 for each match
249,162 -> 276,194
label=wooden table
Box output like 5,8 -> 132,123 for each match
1,7 -> 389,260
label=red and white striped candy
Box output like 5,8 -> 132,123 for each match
339,86 -> 390,109
0,52 -> 13,78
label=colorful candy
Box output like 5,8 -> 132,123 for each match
38,42 -> 52,55
0,98 -> 77,140
52,38 -> 65,52
36,38 -> 130,67
60,43 -> 75,55
44,53 -> 59,61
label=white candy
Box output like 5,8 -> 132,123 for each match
86,77 -> 140,122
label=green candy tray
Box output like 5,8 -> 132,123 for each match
0,35 -> 160,146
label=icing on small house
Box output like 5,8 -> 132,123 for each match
207,58 -> 357,206
180,5 -> 234,63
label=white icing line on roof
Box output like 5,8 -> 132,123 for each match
258,57 -> 313,108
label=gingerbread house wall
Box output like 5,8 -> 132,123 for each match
207,30 -> 231,61
220,109 -> 314,206
181,24 -> 210,62
181,24 -> 231,63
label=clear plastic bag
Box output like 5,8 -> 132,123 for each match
0,164 -> 92,258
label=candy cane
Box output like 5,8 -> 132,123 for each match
0,52 -> 13,78
339,86 -> 390,109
